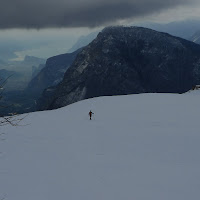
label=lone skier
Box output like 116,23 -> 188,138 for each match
89,110 -> 94,120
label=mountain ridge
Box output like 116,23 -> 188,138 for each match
37,26 -> 200,110
27,48 -> 82,98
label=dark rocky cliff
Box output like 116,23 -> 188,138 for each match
39,26 -> 200,110
27,48 -> 81,98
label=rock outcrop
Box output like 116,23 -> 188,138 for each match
39,26 -> 200,110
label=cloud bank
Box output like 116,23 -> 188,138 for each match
0,0 -> 197,29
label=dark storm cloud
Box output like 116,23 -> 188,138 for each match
0,0 -> 196,28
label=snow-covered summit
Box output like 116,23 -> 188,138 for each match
1,93 -> 200,200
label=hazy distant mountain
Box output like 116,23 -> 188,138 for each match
190,30 -> 200,44
2,55 -> 45,72
40,26 -> 200,110
136,19 -> 200,39
31,64 -> 45,79
0,69 -> 27,91
0,56 -> 46,91
0,55 -> 47,115
27,48 -> 82,99
23,55 -> 46,65
68,32 -> 99,53
0,69 -> 16,80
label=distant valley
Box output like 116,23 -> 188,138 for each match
0,56 -> 46,115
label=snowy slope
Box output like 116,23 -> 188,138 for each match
1,92 -> 200,200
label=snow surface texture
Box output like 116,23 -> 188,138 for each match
1,92 -> 200,200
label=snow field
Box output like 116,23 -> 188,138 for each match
1,92 -> 200,200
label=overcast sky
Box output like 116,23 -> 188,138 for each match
1,0 -> 200,61
0,0 -> 200,28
